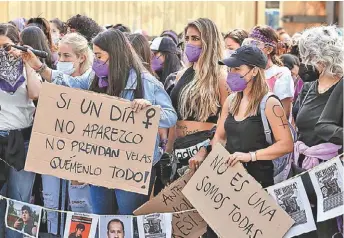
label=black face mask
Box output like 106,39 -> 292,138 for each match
298,63 -> 319,82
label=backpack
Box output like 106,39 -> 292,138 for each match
260,92 -> 297,184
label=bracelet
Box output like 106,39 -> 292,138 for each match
35,63 -> 47,74
249,151 -> 257,162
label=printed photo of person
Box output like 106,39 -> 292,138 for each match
99,215 -> 133,238
107,219 -> 125,238
5,200 -> 42,238
64,213 -> 98,238
137,213 -> 172,238
68,223 -> 86,238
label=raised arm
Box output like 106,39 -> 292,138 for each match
25,63 -> 42,100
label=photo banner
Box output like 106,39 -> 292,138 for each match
267,176 -> 316,237
309,157 -> 344,222
182,143 -> 294,238
1,152 -> 343,238
25,82 -> 160,195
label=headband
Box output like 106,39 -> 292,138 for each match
249,29 -> 277,47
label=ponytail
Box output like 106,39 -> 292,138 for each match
271,54 -> 283,67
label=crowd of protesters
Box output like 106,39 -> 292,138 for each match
0,14 -> 342,238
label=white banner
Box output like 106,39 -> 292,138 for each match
309,157 -> 344,222
267,176 -> 316,237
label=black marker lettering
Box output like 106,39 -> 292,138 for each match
56,93 -> 71,109
142,108 -> 156,129
55,119 -> 75,134
80,99 -> 102,118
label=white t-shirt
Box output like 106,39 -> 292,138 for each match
0,71 -> 36,130
265,65 -> 294,100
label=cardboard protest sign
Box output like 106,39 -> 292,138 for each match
182,143 -> 294,238
25,82 -> 160,195
134,172 -> 207,238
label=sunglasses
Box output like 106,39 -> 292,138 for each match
242,38 -> 275,49
242,38 -> 266,49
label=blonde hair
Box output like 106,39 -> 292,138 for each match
59,32 -> 94,74
178,18 -> 225,122
229,68 -> 269,117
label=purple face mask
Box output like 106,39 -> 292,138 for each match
226,69 -> 254,92
92,58 -> 109,78
92,59 -> 109,88
151,55 -> 163,72
185,44 -> 202,63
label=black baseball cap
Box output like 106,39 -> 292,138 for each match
219,45 -> 268,69
150,36 -> 179,54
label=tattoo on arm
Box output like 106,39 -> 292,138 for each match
272,105 -> 288,128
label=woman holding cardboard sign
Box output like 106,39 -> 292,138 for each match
88,29 -> 177,215
166,18 -> 229,182
19,32 -> 96,236
189,45 -> 293,237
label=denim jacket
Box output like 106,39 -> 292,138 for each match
51,68 -> 177,165
51,68 -> 94,90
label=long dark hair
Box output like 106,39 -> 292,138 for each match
20,26 -> 54,69
127,33 -> 156,76
50,18 -> 67,35
0,23 -> 20,44
90,29 -> 144,98
160,52 -> 182,83
27,17 -> 57,53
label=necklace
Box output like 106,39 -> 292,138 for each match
318,79 -> 339,93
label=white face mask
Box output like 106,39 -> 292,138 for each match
56,61 -> 75,75
224,49 -> 235,58
52,36 -> 60,45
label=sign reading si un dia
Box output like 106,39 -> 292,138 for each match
25,83 -> 160,195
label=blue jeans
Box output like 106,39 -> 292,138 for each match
42,176 -> 93,236
90,167 -> 156,215
41,175 -> 67,236
0,141 -> 35,238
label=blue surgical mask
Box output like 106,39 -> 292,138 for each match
56,61 -> 75,75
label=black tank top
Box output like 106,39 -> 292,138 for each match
224,110 -> 273,188
170,67 -> 219,123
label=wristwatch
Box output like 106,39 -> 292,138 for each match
249,151 -> 257,162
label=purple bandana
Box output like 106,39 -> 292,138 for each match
249,28 -> 277,47
0,49 -> 25,93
